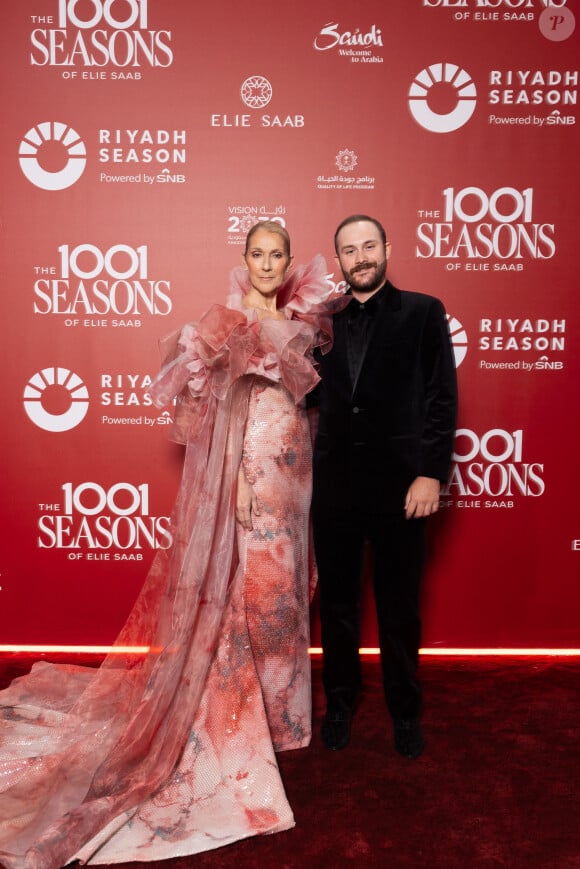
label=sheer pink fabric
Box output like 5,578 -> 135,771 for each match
0,257 -> 348,869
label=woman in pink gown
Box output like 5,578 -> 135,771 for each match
0,223 -> 347,868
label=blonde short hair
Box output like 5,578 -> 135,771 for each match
244,220 -> 291,255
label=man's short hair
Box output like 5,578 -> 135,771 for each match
334,215 -> 387,253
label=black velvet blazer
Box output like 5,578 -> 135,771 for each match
310,281 -> 458,514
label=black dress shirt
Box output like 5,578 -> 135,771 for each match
345,283 -> 388,388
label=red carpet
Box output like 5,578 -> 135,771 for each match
1,655 -> 578,868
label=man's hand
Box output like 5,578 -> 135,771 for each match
404,476 -> 441,519
236,465 -> 260,530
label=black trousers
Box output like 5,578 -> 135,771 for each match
312,507 -> 425,721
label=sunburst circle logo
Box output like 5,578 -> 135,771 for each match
19,122 -> 86,190
335,149 -> 358,172
240,76 -> 273,109
409,64 -> 477,133
447,315 -> 468,367
23,367 -> 89,432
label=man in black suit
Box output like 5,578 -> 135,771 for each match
311,215 -> 457,757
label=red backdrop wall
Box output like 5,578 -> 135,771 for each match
1,0 -> 579,649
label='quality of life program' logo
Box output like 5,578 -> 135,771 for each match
19,122 -> 86,190
409,64 -> 477,132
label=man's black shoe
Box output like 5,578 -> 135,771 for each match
321,709 -> 351,750
394,717 -> 424,758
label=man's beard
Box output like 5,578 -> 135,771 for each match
343,258 -> 387,294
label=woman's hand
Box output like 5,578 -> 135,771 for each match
236,465 -> 260,530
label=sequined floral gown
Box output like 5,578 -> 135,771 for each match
0,257 -> 347,869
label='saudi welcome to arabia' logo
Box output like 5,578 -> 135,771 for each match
240,76 -> 273,109
409,64 -> 477,133
24,367 -> 89,431
19,122 -> 86,190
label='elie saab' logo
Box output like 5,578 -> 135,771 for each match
240,76 -> 273,109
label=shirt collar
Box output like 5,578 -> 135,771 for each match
346,280 -> 389,314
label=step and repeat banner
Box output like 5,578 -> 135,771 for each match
1,0 -> 578,648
